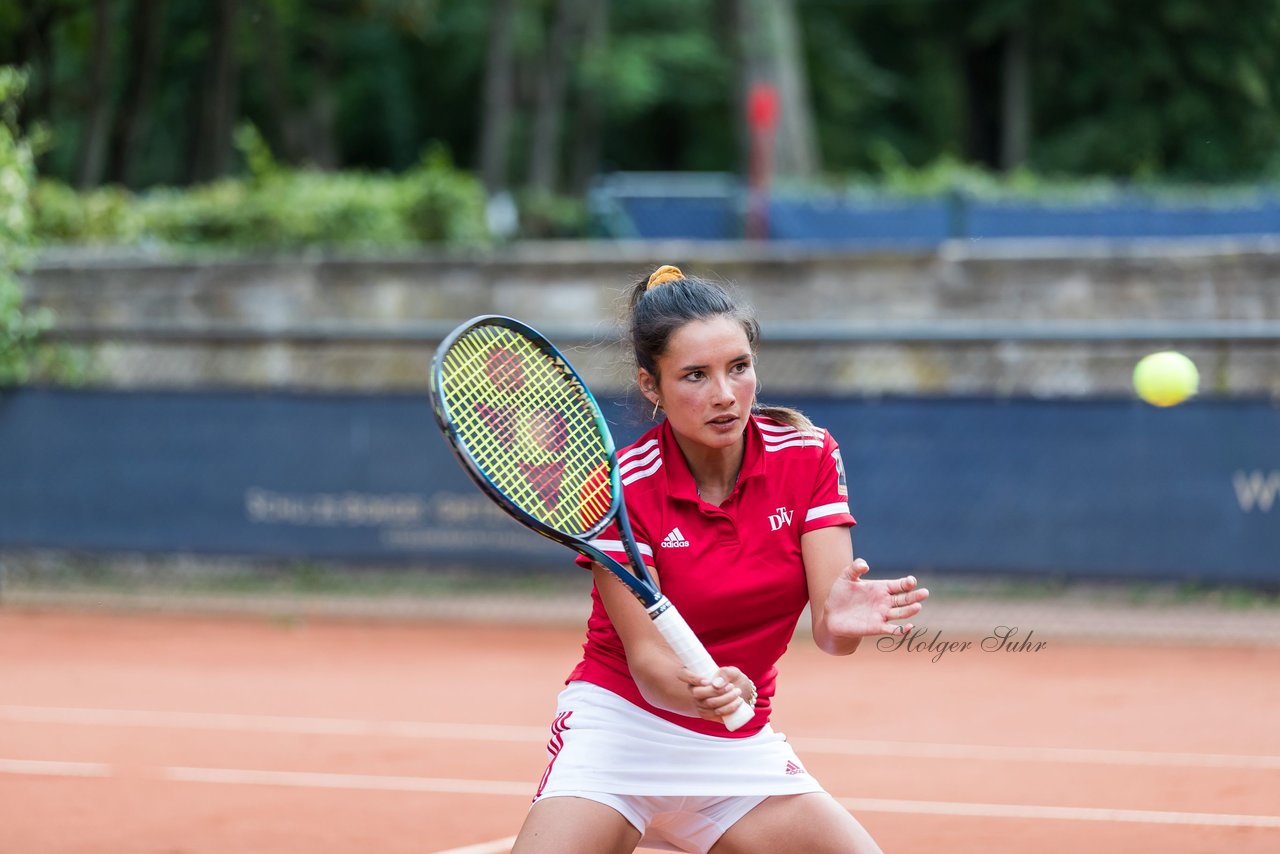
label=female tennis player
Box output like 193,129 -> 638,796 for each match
511,265 -> 928,854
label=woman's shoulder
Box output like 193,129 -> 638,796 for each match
751,415 -> 847,505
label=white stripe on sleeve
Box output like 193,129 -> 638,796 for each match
805,502 -> 851,523
585,539 -> 654,560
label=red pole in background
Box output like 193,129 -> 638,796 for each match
746,81 -> 778,241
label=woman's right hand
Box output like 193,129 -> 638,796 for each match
678,666 -> 756,723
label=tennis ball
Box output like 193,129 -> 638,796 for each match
1133,351 -> 1199,407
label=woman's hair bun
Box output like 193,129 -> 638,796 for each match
645,265 -> 685,290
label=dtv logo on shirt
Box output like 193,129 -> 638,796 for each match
768,506 -> 794,531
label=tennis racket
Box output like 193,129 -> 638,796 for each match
429,315 -> 754,732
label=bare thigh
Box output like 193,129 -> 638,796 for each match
512,796 -> 643,854
709,792 -> 882,854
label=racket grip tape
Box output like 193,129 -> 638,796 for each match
649,602 -> 755,732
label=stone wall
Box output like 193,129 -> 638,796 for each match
21,238 -> 1280,396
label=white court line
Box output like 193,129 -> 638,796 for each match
0,758 -> 112,778
837,797 -> 1280,829
162,766 -> 531,796
4,761 -> 1278,830
0,705 -> 542,743
791,735 -> 1280,770
429,836 -> 517,854
5,704 -> 1279,771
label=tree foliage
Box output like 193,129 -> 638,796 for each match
802,0 -> 1280,180
31,125 -> 490,249
0,66 -> 85,386
0,66 -> 46,384
2,0 -> 1279,196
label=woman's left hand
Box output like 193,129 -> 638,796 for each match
823,559 -> 928,638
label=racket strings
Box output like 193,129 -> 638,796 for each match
439,325 -> 614,536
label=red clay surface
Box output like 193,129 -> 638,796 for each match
2,608 -> 1278,853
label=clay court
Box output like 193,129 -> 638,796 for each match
2,600 -> 1278,854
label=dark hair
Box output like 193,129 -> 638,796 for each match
628,268 -> 813,431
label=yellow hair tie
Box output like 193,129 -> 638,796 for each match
646,265 -> 685,290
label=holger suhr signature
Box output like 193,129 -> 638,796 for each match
877,626 -> 1048,662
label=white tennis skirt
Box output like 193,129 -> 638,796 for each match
534,681 -> 828,800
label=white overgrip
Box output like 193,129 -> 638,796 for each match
649,601 -> 755,732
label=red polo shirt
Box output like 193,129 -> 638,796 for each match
568,414 -> 856,737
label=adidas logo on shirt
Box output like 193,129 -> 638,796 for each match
785,760 -> 805,776
661,527 -> 690,548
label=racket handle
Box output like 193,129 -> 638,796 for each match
649,602 -> 756,732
